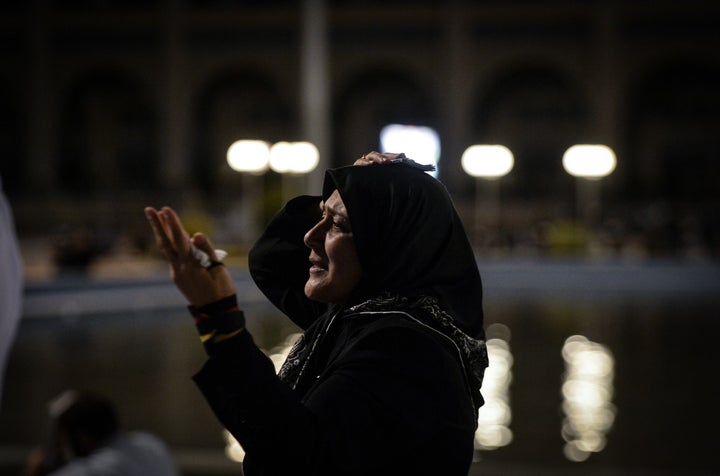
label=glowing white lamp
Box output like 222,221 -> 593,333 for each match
563,144 -> 617,230
461,145 -> 514,178
461,145 -> 514,243
380,124 -> 440,176
562,145 -> 616,179
226,140 -> 270,174
269,141 -> 320,174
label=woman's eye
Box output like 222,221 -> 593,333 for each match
332,219 -> 352,233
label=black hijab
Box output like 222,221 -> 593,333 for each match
322,163 -> 484,339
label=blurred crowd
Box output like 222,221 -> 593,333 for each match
474,204 -> 719,260
36,201 -> 718,280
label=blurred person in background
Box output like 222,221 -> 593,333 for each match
24,390 -> 179,476
0,175 -> 22,408
145,152 -> 488,476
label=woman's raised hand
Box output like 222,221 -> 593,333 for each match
144,206 -> 236,307
354,151 -> 435,172
354,151 -> 405,166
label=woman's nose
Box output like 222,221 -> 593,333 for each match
304,220 -> 325,249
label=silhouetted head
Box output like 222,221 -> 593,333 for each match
49,390 -> 119,460
309,161 -> 485,338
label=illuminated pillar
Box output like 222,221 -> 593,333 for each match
160,0 -> 190,190
440,0 -> 471,186
27,1 -> 55,191
592,1 -> 620,180
593,1 -> 617,130
301,0 -> 330,194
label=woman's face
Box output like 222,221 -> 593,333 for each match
303,190 -> 362,303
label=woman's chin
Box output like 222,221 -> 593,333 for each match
305,280 -> 351,304
304,280 -> 326,302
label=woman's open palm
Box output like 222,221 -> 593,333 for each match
145,206 -> 236,307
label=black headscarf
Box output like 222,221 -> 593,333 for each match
322,163 -> 484,339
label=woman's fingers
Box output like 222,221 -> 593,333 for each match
145,206 -> 194,265
161,207 -> 192,257
191,233 -> 227,270
354,151 -> 404,165
145,207 -> 178,261
145,206 -> 236,306
191,233 -> 216,260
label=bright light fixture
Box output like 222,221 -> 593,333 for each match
380,124 -> 440,176
562,145 -> 617,179
269,141 -> 319,174
226,140 -> 270,174
461,145 -> 514,178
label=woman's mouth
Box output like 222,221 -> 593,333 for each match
309,260 -> 327,273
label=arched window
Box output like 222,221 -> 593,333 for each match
332,67 -> 437,169
472,66 -> 588,200
626,62 -> 720,201
0,80 -> 25,196
58,71 -> 158,196
191,70 -> 291,195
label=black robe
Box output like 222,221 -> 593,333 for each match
193,164 -> 486,476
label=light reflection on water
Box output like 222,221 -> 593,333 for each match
224,325 -> 616,465
476,323 -> 514,451
2,267 -> 719,474
226,324 -> 519,464
560,335 -> 616,462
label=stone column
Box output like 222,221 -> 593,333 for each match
591,0 -> 620,206
159,0 -> 190,192
27,0 -> 55,192
440,0 -> 471,192
300,0 -> 330,194
593,0 -> 618,148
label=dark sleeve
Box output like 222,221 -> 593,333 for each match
193,332 -> 316,476
188,295 -> 246,355
189,295 -> 314,470
192,331 -> 316,470
193,318 -> 476,476
303,323 -> 477,476
248,195 -> 327,330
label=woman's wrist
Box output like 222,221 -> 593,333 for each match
189,295 -> 246,352
189,294 -> 238,316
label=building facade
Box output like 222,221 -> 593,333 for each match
2,0 -> 718,255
